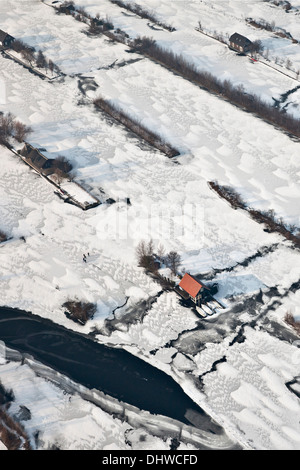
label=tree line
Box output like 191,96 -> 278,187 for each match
130,36 -> 300,139
109,0 -> 175,32
208,180 -> 300,248
10,39 -> 61,75
93,96 -> 180,158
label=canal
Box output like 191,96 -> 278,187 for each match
0,306 -> 222,434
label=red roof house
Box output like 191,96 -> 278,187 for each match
178,273 -> 208,305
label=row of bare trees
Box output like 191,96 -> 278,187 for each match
0,230 -> 7,243
285,311 -> 300,335
0,112 -> 32,147
268,0 -> 292,11
10,39 -> 61,75
208,180 -> 300,248
93,96 -> 180,157
130,35 -> 300,139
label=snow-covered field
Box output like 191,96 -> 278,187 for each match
0,0 -> 300,451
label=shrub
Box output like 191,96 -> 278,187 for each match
208,181 -> 247,210
285,312 -> 300,335
0,230 -> 7,243
53,155 -> 73,174
0,381 -> 14,406
0,409 -> 31,450
63,299 -> 97,325
136,239 -> 156,271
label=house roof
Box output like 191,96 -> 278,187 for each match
0,30 -> 14,44
229,33 -> 252,47
179,273 -> 203,298
20,143 -> 49,170
20,143 -> 70,180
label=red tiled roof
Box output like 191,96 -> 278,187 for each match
179,273 -> 203,298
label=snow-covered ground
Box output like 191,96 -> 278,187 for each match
0,0 -> 300,450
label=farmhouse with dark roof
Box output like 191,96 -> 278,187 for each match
20,143 -> 69,179
229,33 -> 252,54
0,30 -> 15,49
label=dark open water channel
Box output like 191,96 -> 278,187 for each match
0,306 -> 222,434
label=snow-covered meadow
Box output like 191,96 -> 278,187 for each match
0,0 -> 300,450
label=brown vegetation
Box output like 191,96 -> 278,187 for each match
0,112 -> 32,147
208,181 -> 300,248
10,39 -> 61,75
93,96 -> 180,157
208,181 -> 247,210
0,381 -> 31,450
0,230 -> 8,243
110,0 -> 175,32
53,155 -> 73,174
136,239 -> 156,271
246,17 -> 295,41
63,299 -> 97,325
285,312 -> 300,335
269,0 -> 292,11
166,251 -> 181,276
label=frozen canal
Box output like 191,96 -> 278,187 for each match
0,306 -> 222,433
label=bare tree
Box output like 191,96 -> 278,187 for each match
54,155 -> 73,173
136,239 -> 155,271
13,120 -> 32,143
36,50 -> 47,69
286,58 -> 293,70
250,40 -> 264,57
48,59 -> 54,75
21,47 -> 35,66
0,112 -> 15,140
63,299 -> 97,325
166,251 -> 181,276
156,242 -> 166,261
